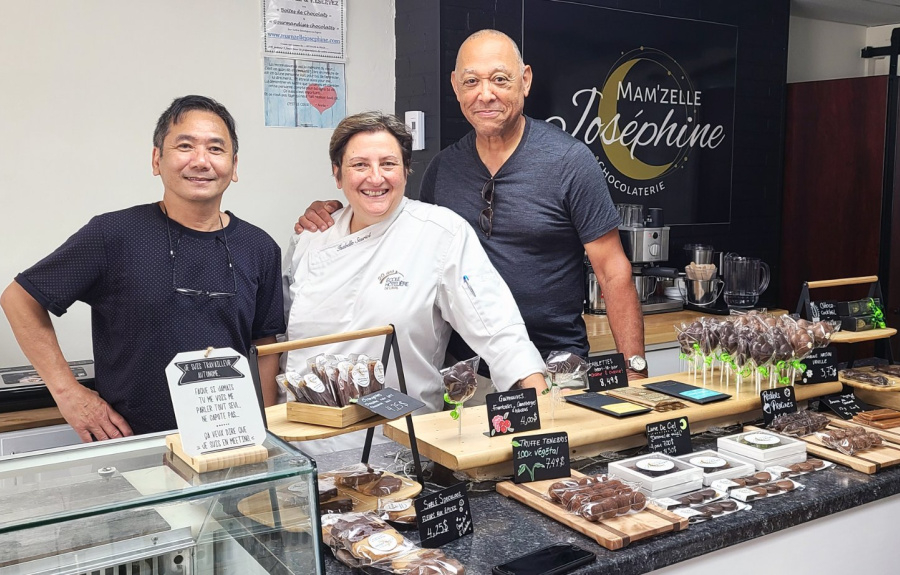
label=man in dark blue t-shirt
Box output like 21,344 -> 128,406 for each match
295,31 -> 647,378
1,96 -> 285,440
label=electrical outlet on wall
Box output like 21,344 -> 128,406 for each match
405,110 -> 425,150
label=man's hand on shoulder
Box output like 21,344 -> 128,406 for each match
56,384 -> 133,443
294,200 -> 343,234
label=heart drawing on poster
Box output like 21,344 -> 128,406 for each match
306,84 -> 338,113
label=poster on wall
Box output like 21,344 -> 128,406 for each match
264,58 -> 346,128
263,0 -> 346,61
523,1 -> 737,225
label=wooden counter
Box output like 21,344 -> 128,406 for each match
585,308 -> 788,353
384,370 -> 841,478
0,406 -> 64,433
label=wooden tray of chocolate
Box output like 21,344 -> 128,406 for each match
747,423 -> 900,474
496,471 -> 688,550
237,471 -> 422,532
837,366 -> 900,392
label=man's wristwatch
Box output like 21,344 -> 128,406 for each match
626,355 -> 648,373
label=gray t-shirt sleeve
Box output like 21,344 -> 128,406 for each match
562,141 -> 621,245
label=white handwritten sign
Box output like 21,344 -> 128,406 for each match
166,348 -> 265,457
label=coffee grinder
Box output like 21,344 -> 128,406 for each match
616,204 -> 683,314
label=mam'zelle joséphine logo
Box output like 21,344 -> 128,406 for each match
548,47 -> 726,199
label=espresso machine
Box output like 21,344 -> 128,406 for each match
616,204 -> 683,314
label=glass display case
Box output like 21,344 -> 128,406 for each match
0,431 -> 324,574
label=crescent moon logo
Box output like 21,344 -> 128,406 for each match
598,48 -> 697,182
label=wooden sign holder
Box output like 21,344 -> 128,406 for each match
795,275 -> 895,367
247,325 -> 425,487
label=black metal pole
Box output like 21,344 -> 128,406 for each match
248,345 -> 268,427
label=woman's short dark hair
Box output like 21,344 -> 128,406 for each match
153,95 -> 238,156
329,112 -> 412,175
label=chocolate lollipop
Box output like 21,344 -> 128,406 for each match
442,358 -> 479,403
546,351 -> 588,387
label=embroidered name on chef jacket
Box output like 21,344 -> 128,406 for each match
379,270 -> 409,290
337,232 -> 372,251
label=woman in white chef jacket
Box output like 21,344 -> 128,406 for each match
282,112 -> 547,453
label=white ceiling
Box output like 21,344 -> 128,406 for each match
792,0 -> 900,26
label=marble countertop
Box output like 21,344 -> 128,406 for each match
312,431 -> 900,574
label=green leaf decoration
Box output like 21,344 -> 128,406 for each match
511,440 -> 521,447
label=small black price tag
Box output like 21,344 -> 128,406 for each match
511,432 -> 571,484
808,300 -> 839,321
800,346 -> 838,384
414,483 -> 473,548
646,416 -> 692,456
485,388 -> 540,436
760,386 -> 797,427
586,353 -> 629,392
356,388 -> 425,419
820,392 -> 866,420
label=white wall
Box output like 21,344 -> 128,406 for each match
787,16 -> 867,82
0,1 -> 395,367
865,23 -> 900,75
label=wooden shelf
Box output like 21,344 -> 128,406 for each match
265,403 -> 387,442
384,370 -> 841,477
830,328 -> 897,344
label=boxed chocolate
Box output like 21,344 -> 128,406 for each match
839,315 -> 876,332
837,298 -> 881,317
608,453 -> 703,498
674,449 -> 755,486
717,430 -> 807,471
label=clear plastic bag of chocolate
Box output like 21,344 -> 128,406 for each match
349,353 -> 386,397
441,355 -> 480,436
377,497 -> 417,528
278,370 -> 338,407
545,351 -> 588,421
321,511 -> 417,569
818,427 -> 883,455
768,409 -> 829,437
323,463 -> 416,497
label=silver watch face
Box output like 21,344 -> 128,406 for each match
629,355 -> 647,371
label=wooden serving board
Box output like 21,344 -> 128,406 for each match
286,401 -> 378,428
496,471 -> 688,550
385,372 -> 842,476
237,471 -> 422,532
830,328 -> 896,344
747,423 -> 900,474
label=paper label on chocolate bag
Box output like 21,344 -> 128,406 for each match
352,364 -> 370,388
711,479 -> 740,492
383,500 -> 413,512
373,361 -> 385,384
304,373 -> 326,393
367,532 -> 399,552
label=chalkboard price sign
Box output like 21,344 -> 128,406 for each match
356,388 -> 425,419
646,416 -> 692,456
586,353 -> 629,392
808,300 -> 839,322
485,388 -> 540,436
512,432 -> 571,484
820,392 -> 866,420
800,346 -> 838,384
415,483 -> 474,548
760,386 -> 797,427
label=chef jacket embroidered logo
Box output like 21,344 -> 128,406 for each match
378,270 -> 409,290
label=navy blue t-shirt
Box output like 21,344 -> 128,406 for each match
16,204 -> 285,434
420,116 -> 620,359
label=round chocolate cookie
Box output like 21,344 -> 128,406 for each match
807,458 -> 824,470
719,500 -> 738,511
743,477 -> 760,486
688,493 -> 705,504
731,478 -> 747,487
631,492 -> 647,511
754,472 -> 772,482
705,503 -> 724,515
797,462 -> 814,472
764,483 -> 781,494
775,480 -> 795,491
751,486 -> 768,497
698,489 -> 716,500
